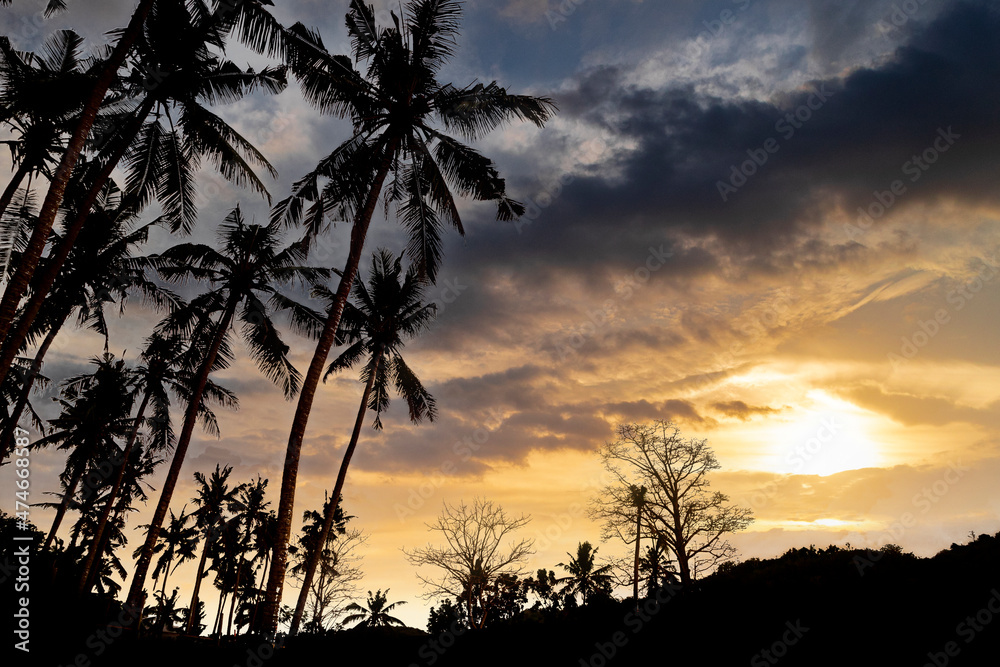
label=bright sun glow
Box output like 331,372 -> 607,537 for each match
769,390 -> 884,476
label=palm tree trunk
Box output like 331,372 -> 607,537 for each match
161,559 -> 171,601
0,95 -> 157,391
672,499 -> 691,586
227,558 -> 242,636
633,501 -> 642,608
213,589 -> 227,637
0,160 -> 31,222
0,0 -> 155,369
43,458 -> 86,551
185,529 -> 213,635
0,311 -> 64,460
83,480 -> 132,593
76,389 -> 150,595
125,298 -> 238,617
247,550 -> 269,633
289,347 -> 383,635
259,137 -> 400,638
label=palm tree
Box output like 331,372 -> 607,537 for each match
343,589 -> 407,628
0,0 -> 157,358
145,507 -> 199,606
226,475 -> 269,636
557,542 -> 613,606
0,188 -> 178,463
78,426 -> 166,595
287,494 -> 350,633
209,515 -> 247,637
145,587 -> 186,636
124,207 -> 328,617
76,333 -> 236,594
629,484 -> 646,607
34,354 -> 135,552
245,510 -> 278,633
0,30 -> 94,218
639,538 -> 676,598
185,464 -> 244,635
288,249 -> 436,635
0,1 -> 288,391
260,0 -> 555,634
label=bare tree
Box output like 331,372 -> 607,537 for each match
289,526 -> 367,634
404,498 -> 533,629
591,420 -> 753,586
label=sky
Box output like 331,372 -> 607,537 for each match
2,0 -> 1000,631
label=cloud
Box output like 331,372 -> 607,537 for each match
713,400 -> 783,421
841,384 -> 1000,428
603,398 -> 708,425
501,2 -> 1000,262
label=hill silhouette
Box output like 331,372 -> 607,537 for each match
6,530 -> 1000,666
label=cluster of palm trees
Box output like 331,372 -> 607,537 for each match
0,0 -> 554,638
139,465 -> 276,637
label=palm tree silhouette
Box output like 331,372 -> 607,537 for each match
184,464 -> 244,636
261,0 -> 555,634
34,354 -> 135,552
0,30 -> 93,219
287,494 -> 353,633
1,190 -> 177,463
125,207 -> 327,615
0,1 -> 288,392
76,332 -> 235,594
0,0 -> 158,369
288,249 -> 436,635
344,589 -> 407,628
558,542 -> 613,606
209,513 -> 246,637
245,510 -> 278,633
143,506 -> 199,619
226,475 -> 270,636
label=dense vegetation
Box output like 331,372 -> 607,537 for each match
4,517 -> 999,665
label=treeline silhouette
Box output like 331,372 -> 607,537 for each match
5,519 -> 998,666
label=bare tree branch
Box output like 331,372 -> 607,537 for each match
403,498 -> 533,628
590,420 -> 753,586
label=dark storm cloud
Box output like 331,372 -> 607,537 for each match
597,5 -> 993,233
464,2 -> 1000,274
433,364 -> 552,412
0,0 -> 134,50
407,2 -> 1000,361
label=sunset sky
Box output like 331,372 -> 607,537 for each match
2,0 -> 1000,629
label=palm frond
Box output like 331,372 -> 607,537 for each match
433,81 -> 556,141
240,292 -> 301,398
407,0 -> 462,74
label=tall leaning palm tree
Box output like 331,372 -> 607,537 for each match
124,208 -> 329,616
288,249 -> 435,635
0,0 -> 157,355
0,0 -> 287,392
260,1 -> 555,634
